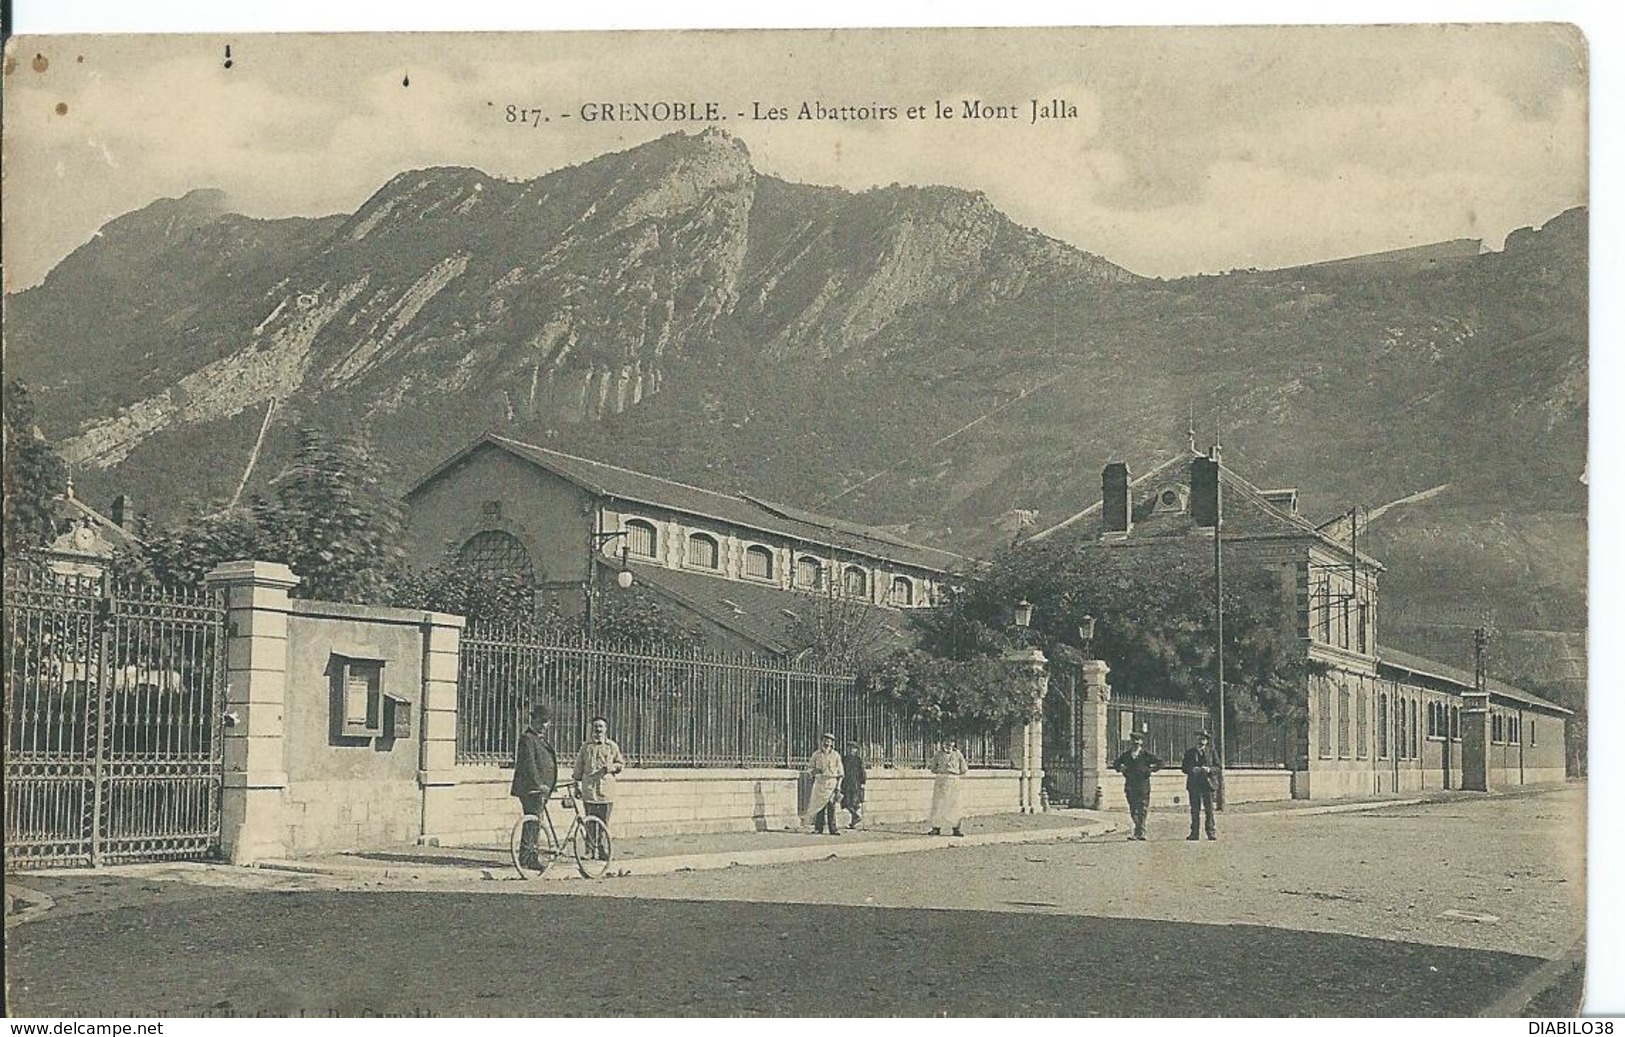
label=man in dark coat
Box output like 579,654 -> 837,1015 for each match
840,740 -> 868,830
511,703 -> 559,865
1181,731 -> 1221,841
1111,729 -> 1163,840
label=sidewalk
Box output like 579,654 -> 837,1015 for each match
255,810 -> 1118,882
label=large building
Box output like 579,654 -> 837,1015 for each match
1029,447 -> 1571,797
404,433 -> 964,654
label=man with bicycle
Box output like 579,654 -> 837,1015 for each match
573,715 -> 625,860
511,702 -> 558,869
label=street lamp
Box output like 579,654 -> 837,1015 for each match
1077,615 -> 1096,659
1013,599 -> 1034,629
585,529 -> 636,637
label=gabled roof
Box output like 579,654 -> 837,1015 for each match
409,432 -> 964,573
48,484 -> 144,553
616,558 -> 917,656
1025,450 -> 1383,568
1376,644 -> 1571,715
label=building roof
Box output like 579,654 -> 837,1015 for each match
1025,449 -> 1383,568
409,432 -> 965,573
46,481 -> 144,554
1376,644 -> 1572,715
614,557 -> 918,656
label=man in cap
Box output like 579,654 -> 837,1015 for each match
511,702 -> 559,866
804,732 -> 845,836
1180,730 -> 1222,840
1111,727 -> 1164,840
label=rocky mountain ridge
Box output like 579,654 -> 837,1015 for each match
4,130 -> 1586,686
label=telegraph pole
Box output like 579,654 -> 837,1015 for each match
1213,439 -> 1226,810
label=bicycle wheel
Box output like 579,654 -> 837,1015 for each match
571,816 -> 613,879
510,814 -> 553,879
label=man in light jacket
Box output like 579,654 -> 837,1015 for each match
573,715 -> 625,859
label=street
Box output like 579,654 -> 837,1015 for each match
5,786 -> 1585,1016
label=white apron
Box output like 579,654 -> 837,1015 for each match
928,775 -> 964,829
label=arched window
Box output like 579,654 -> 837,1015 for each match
458,530 -> 535,585
795,556 -> 824,590
744,544 -> 775,580
687,532 -> 720,570
1450,705 -> 1460,739
889,576 -> 914,607
843,565 -> 869,600
625,519 -> 658,559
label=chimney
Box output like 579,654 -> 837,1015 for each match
1102,463 -> 1132,534
111,494 -> 134,531
1190,457 -> 1220,528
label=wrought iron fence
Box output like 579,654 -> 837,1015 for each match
4,565 -> 226,868
1106,694 -> 1292,770
1106,694 -> 1214,766
1226,717 -> 1292,769
457,624 -> 1014,770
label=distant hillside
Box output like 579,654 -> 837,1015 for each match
3,131 -> 1586,683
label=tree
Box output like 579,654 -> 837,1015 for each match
909,537 -> 1318,724
3,380 -> 68,555
131,427 -> 406,603
590,586 -> 708,652
778,592 -> 894,671
859,648 -> 1041,739
253,428 -> 406,602
390,560 -> 553,626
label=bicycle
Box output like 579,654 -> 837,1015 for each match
509,781 -> 614,879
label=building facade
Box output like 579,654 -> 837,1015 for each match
403,433 -> 962,654
1030,450 -> 1570,799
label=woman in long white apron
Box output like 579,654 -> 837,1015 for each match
928,739 -> 969,836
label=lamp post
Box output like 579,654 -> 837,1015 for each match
584,529 -> 635,639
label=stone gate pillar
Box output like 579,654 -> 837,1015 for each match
1076,660 -> 1112,809
418,612 -> 466,842
1459,690 -> 1490,792
204,560 -> 297,864
1004,646 -> 1048,813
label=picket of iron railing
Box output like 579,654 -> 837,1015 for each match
455,624 -> 1015,770
4,564 -> 226,869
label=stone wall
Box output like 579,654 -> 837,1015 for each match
424,766 -> 1025,847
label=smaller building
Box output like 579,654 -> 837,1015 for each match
39,482 -> 142,580
404,433 -> 965,654
1029,447 -> 1571,800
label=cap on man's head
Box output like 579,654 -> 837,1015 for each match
1130,730 -> 1145,740
530,703 -> 553,724
1196,730 -> 1211,740
822,732 -> 836,741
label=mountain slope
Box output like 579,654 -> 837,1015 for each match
3,130 -> 1585,683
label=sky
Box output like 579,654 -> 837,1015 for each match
1,23 -> 1588,288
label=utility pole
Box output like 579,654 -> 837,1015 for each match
1213,440 -> 1226,810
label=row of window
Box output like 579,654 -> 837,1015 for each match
1312,580 -> 1371,654
621,518 -> 920,604
1318,683 -> 1537,761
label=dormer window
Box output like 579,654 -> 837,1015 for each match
687,532 -> 720,570
744,544 -> 775,580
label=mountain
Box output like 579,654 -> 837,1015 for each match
3,130 -> 1586,686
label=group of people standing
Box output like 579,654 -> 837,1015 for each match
804,735 -> 970,837
1111,728 -> 1222,841
510,703 -> 626,862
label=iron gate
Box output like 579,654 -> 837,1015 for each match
4,566 -> 227,868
